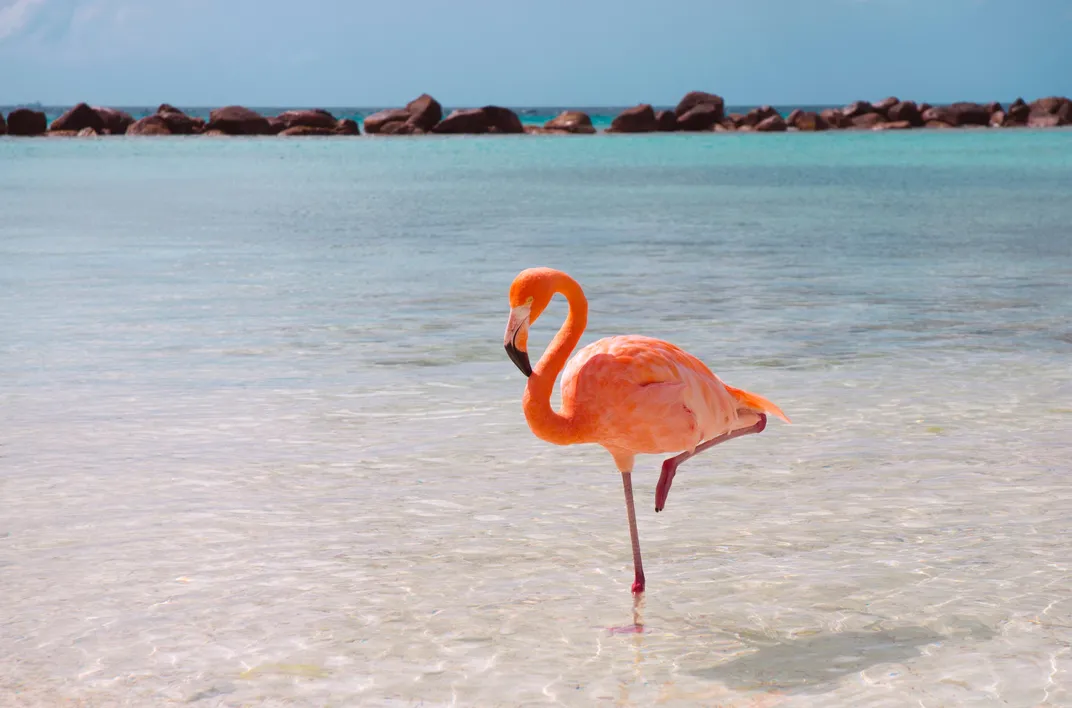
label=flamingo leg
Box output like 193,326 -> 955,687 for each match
621,471 -> 646,594
655,413 -> 767,512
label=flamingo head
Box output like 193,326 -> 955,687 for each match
504,268 -> 556,377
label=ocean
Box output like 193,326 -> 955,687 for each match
1,130 -> 1070,707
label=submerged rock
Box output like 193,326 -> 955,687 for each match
279,125 -> 337,136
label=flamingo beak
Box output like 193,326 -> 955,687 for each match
504,305 -> 532,377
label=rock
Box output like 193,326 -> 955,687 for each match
791,111 -> 828,131
544,111 -> 595,134
713,122 -> 732,132
279,125 -> 337,136
128,115 -> 173,136
608,104 -> 657,133
719,119 -> 737,131
725,113 -> 745,127
404,94 -> 443,131
156,105 -> 204,134
206,106 -> 272,135
1027,113 -> 1066,128
984,102 -> 1002,115
820,108 -> 849,129
94,107 -> 134,135
363,108 -> 411,134
842,100 -> 875,119
0,112 -> 5,136
850,113 -> 887,129
918,103 -> 932,113
756,115 -> 787,132
1029,96 -> 1070,115
1006,103 -> 1030,124
432,108 -> 490,134
655,110 -> 678,132
674,91 -> 725,122
872,96 -> 899,115
482,106 -> 524,134
335,118 -> 360,135
77,127 -> 98,137
740,105 -> 778,128
277,109 -> 337,130
7,108 -> 47,135
787,109 -> 803,126
676,103 -> 721,131
381,121 -> 421,135
875,120 -> 913,130
264,117 -> 284,135
989,111 -> 1005,127
924,120 -> 953,129
922,103 -> 990,127
887,101 -> 922,126
50,103 -> 103,133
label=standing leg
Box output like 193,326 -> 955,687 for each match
621,471 -> 646,595
655,414 -> 767,512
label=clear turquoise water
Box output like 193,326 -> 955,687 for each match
1,131 -> 1071,706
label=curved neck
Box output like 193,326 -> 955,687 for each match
522,273 -> 588,445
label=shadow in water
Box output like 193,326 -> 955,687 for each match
693,626 -> 946,695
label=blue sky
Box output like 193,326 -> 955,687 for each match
1,0 -> 1069,107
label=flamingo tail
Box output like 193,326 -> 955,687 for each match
724,384 -> 791,424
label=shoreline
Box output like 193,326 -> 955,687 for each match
2,91 -> 1070,137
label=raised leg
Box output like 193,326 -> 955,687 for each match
655,413 -> 767,512
621,471 -> 646,594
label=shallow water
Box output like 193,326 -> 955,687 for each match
1,131 -> 1071,707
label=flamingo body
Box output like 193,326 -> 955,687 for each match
503,267 -> 788,595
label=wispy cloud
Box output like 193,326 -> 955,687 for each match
0,0 -> 46,40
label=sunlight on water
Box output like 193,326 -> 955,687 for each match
1,132 -> 1071,706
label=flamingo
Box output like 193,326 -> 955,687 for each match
503,267 -> 789,595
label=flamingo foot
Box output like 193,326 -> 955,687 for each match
655,458 -> 677,513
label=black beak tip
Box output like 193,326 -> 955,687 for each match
505,342 -> 532,377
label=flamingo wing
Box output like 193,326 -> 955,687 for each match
561,335 -> 740,455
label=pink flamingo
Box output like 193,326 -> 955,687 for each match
504,268 -> 789,595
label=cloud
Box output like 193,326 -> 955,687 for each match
0,0 -> 46,40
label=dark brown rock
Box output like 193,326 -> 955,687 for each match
545,111 -> 595,134
279,125 -> 337,136
918,103 -> 932,113
842,100 -> 875,119
95,107 -> 134,135
922,103 -> 990,127
128,115 -> 172,136
820,108 -> 849,129
363,108 -> 411,134
787,109 -> 803,126
1006,103 -> 1030,123
755,115 -> 787,132
7,108 -> 46,136
851,113 -> 887,129
674,91 -> 725,122
206,106 -> 272,135
1009,97 -> 1026,109
608,104 -> 657,133
740,105 -> 779,128
482,106 -> 523,134
0,112 -> 5,136
984,102 -> 1002,115
791,111 -> 828,131
156,105 -> 204,134
335,118 -> 360,135
50,103 -> 103,133
432,108 -> 490,134
404,94 -> 443,131
1029,96 -> 1070,115
872,96 -> 899,115
725,113 -> 745,127
381,121 -> 420,135
655,110 -> 678,132
887,101 -> 922,126
277,109 -> 337,130
676,103 -> 721,131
